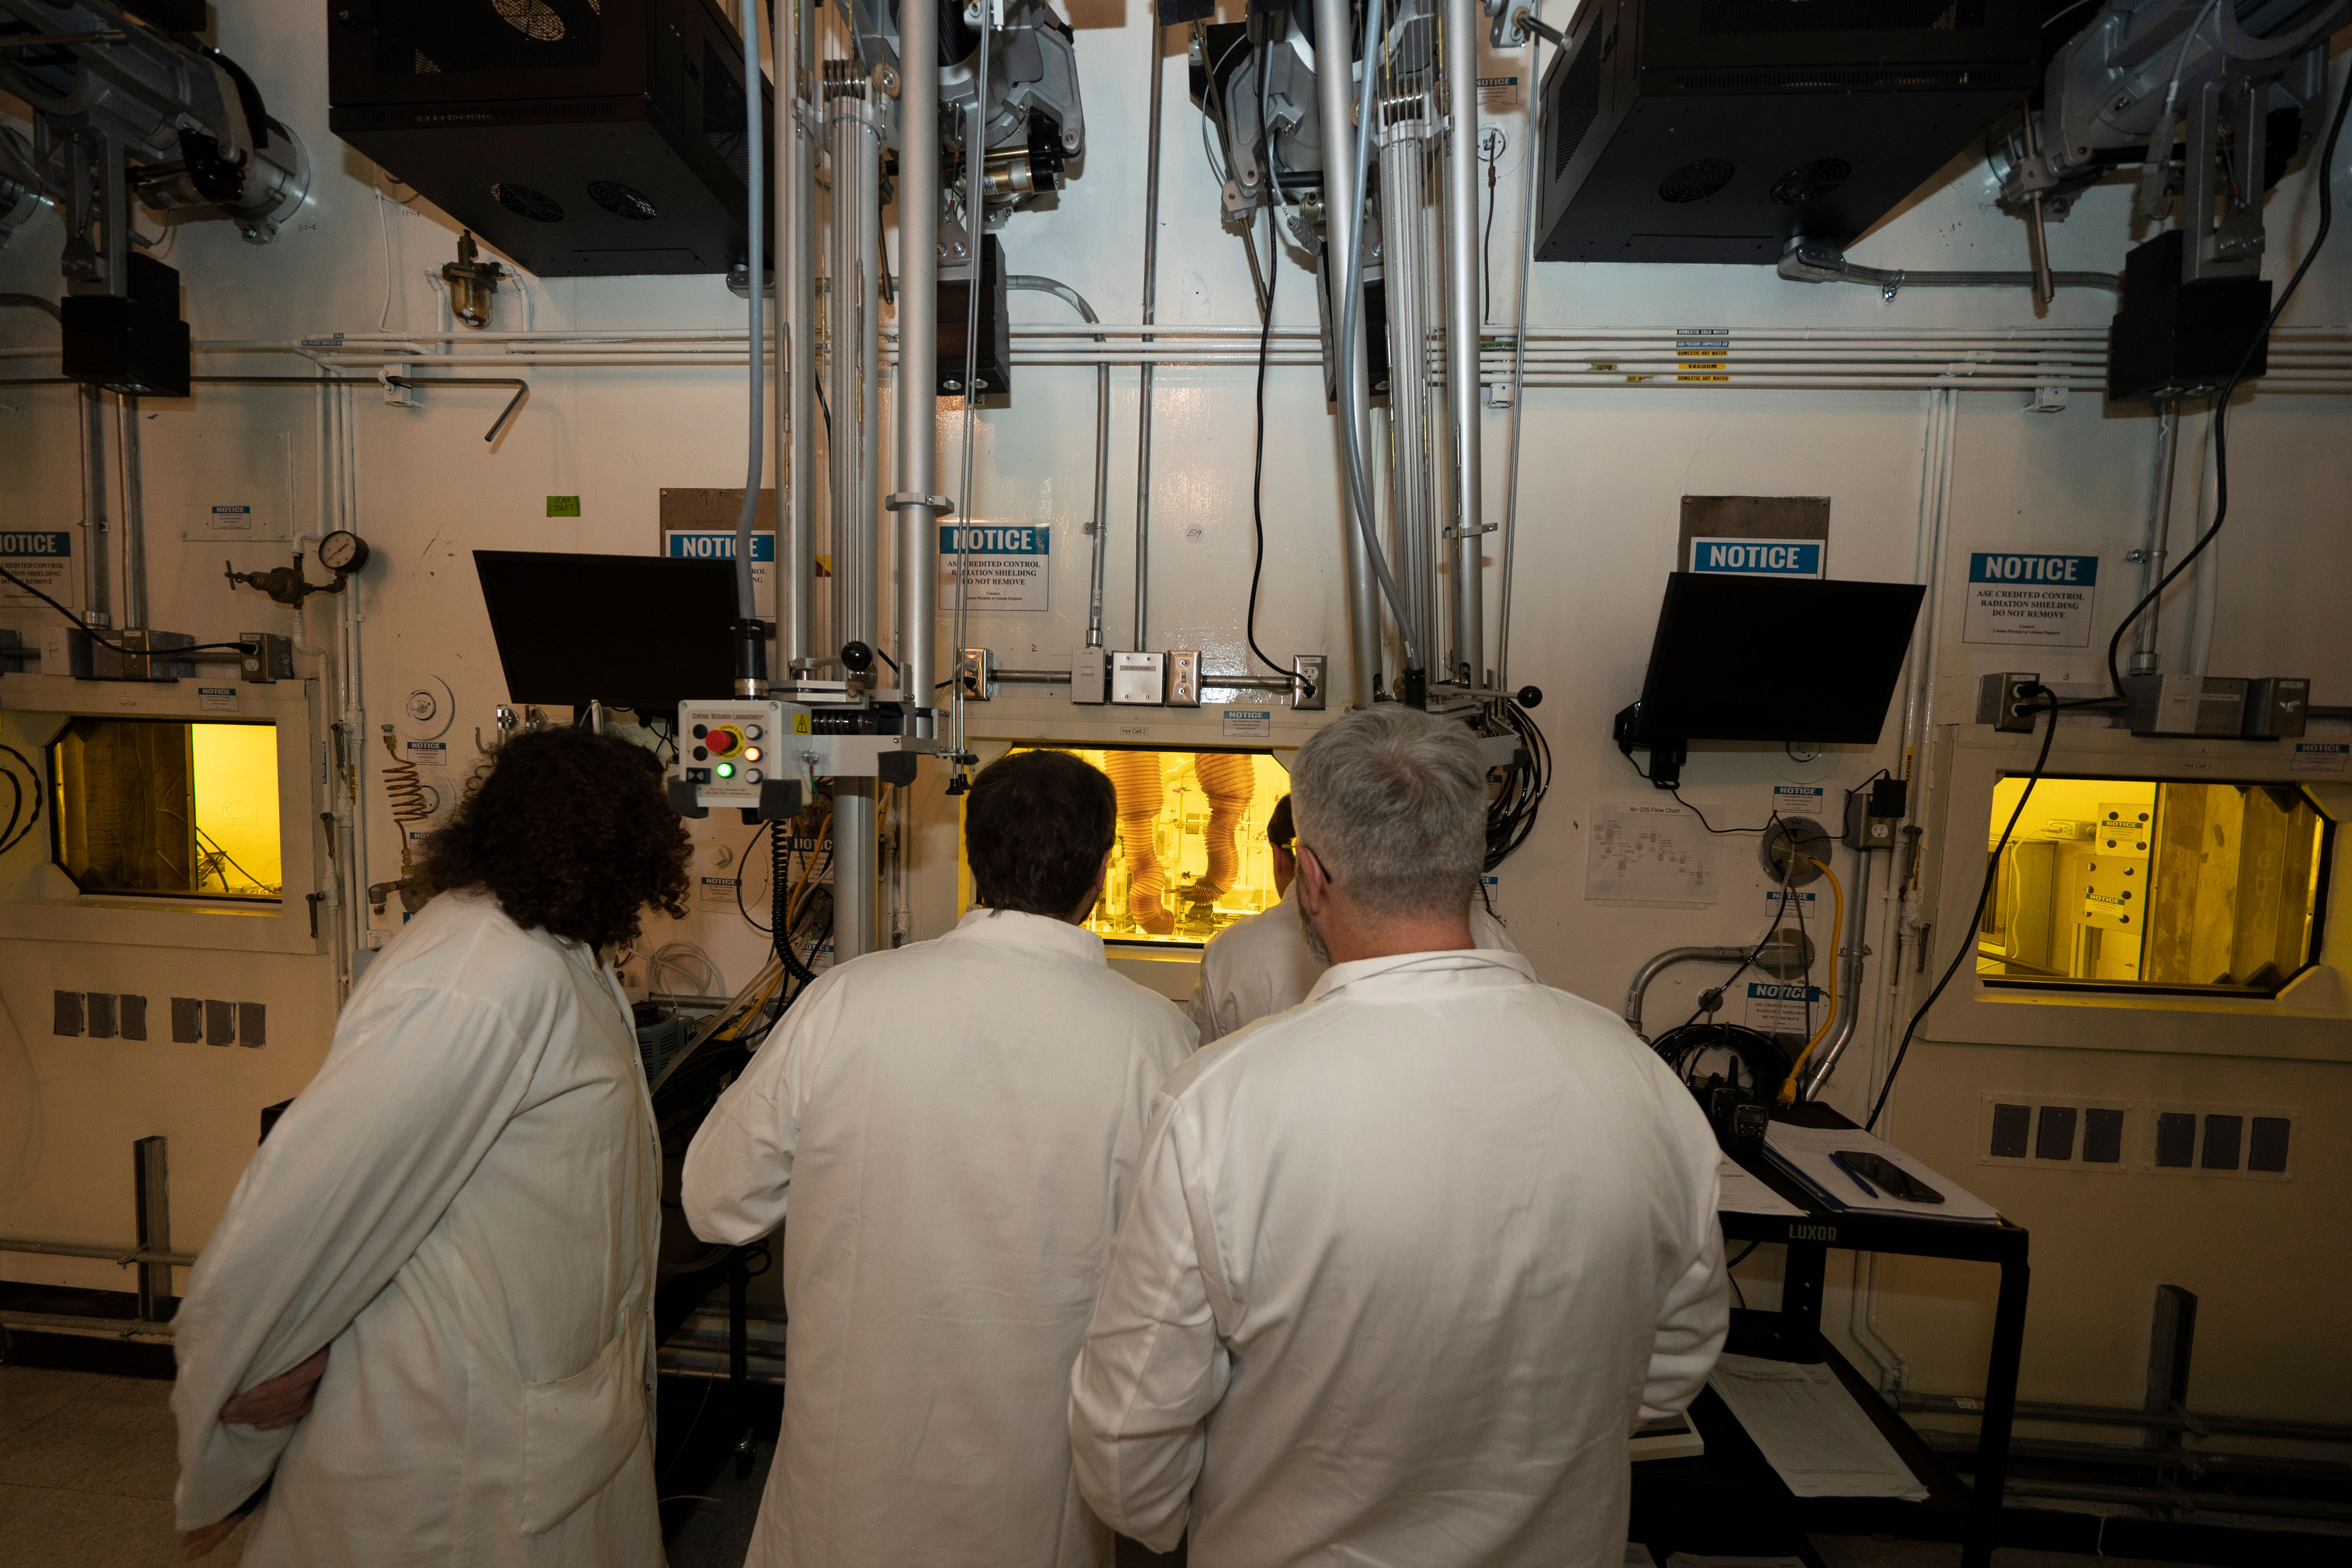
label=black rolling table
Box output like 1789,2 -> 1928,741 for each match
1631,1102 -> 2030,1568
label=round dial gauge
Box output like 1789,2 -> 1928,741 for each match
319,530 -> 371,574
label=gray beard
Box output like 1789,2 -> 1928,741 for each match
1298,900 -> 1331,965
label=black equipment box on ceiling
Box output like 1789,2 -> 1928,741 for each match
327,0 -> 771,276
1533,0 -> 2039,266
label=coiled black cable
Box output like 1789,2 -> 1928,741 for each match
1484,698 -> 1551,870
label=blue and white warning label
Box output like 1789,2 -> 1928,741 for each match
1963,551 -> 2099,647
2291,741 -> 2347,774
664,530 -> 776,619
1688,537 -> 1822,577
1746,981 -> 1823,1034
1,529 -> 72,607
940,523 -> 1051,613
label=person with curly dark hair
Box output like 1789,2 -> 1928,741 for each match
171,729 -> 689,1566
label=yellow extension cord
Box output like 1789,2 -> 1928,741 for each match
1777,855 -> 1843,1105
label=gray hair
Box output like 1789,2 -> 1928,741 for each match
1289,706 -> 1486,918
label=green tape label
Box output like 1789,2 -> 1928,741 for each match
546,496 -> 581,517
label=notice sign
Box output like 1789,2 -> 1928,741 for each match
940,523 -> 1051,613
1689,537 -> 1823,577
664,530 -> 777,620
699,875 -> 739,908
1,530 -> 72,607
2291,742 -> 2348,774
1963,551 -> 2099,647
1223,710 -> 1272,739
1745,981 -> 1823,1035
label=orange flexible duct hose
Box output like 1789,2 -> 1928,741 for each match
1103,750 -> 1172,935
1191,752 -> 1257,898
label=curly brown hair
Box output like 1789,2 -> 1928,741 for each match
416,728 -> 690,952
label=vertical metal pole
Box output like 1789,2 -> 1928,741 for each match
79,384 -> 112,627
777,0 -> 816,668
1089,359 -> 1110,647
117,392 -> 146,630
1316,0 -> 1380,706
2131,403 -> 2179,677
894,0 -> 941,710
830,98 -> 883,665
1132,18 -> 1166,653
1443,0 -> 1483,686
132,1135 -> 171,1323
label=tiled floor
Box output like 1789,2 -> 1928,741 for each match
0,1364 -> 2231,1568
0,1364 -> 249,1567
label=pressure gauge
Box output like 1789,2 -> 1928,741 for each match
318,530 -> 371,574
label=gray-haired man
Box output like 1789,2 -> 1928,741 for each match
1069,706 -> 1729,1568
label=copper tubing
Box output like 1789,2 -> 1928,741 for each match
1191,752 -> 1256,898
1104,750 -> 1172,934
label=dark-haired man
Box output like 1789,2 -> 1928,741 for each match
684,748 -> 1197,1568
172,728 -> 690,1564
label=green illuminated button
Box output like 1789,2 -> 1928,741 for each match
714,763 -> 735,778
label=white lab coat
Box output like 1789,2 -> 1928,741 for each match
1070,949 -> 1728,1568
171,890 -> 664,1568
1184,887 -> 1523,1042
681,908 -> 1197,1568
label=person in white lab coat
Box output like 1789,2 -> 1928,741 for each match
172,729 -> 689,1565
1185,793 -> 1522,1042
681,748 -> 1197,1568
1071,706 -> 1729,1568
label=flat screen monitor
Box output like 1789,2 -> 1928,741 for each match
473,550 -> 736,714
1626,574 -> 1926,744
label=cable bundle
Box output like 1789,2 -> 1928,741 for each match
1484,698 -> 1551,871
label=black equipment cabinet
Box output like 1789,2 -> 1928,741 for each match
327,0 -> 772,276
1633,1102 -> 2030,1568
1534,0 -> 2040,266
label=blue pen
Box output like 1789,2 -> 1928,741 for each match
1829,1152 -> 1879,1199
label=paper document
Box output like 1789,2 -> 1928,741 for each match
1707,1354 -> 1931,1500
1717,1152 -> 1804,1217
1762,1122 -> 2000,1223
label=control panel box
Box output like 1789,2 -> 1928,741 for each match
673,697 -> 931,818
677,700 -> 814,814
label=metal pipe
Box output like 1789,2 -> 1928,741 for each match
829,88 -> 884,668
779,0 -> 816,666
1133,17 -> 1166,652
1444,0 -> 1484,686
2130,403 -> 2180,676
116,391 -> 145,628
1623,945 -> 1750,1037
1796,846 -> 1872,1102
1495,15 -> 1545,696
0,1236 -> 200,1267
733,0 -> 768,646
1899,1392 -> 2352,1445
1008,276 -> 1110,648
893,0 -> 941,716
1316,0 -> 1382,705
79,383 -> 111,627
